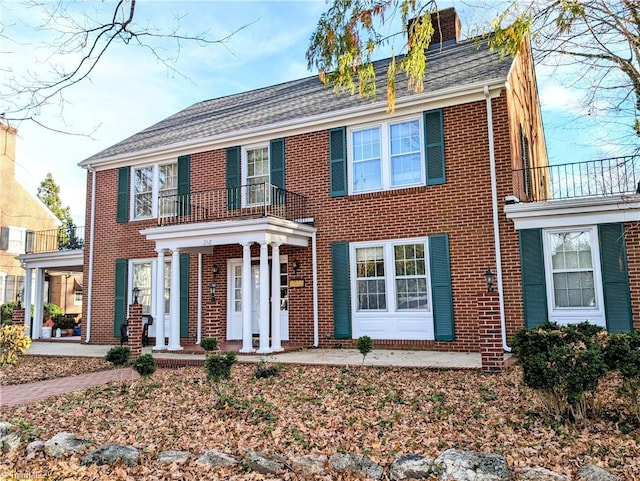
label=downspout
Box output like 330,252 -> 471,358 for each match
85,166 -> 97,343
196,253 -> 203,344
312,231 -> 319,347
484,85 -> 511,352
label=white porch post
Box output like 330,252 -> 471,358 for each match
270,242 -> 282,352
257,242 -> 271,354
154,248 -> 166,350
32,268 -> 45,339
240,242 -> 254,353
167,248 -> 182,351
23,266 -> 33,335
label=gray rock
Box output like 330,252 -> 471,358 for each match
0,422 -> 12,437
81,443 -> 139,466
243,449 -> 289,475
578,465 -> 620,481
434,449 -> 513,481
0,433 -> 21,452
390,454 -> 435,480
519,467 -> 568,481
196,449 -> 238,467
44,432 -> 91,458
25,440 -> 45,460
291,454 -> 328,475
329,453 -> 384,480
158,450 -> 192,464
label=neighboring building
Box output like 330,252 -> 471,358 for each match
77,8 -> 637,354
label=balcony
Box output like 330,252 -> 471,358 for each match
514,155 -> 640,202
25,225 -> 85,254
157,183 -> 308,227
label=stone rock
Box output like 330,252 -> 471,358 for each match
44,432 -> 91,458
519,467 -> 568,481
0,433 -> 20,452
434,449 -> 513,481
196,449 -> 238,467
390,454 -> 435,480
329,453 -> 384,480
291,454 -> 328,475
0,422 -> 12,437
158,450 -> 192,464
578,465 -> 620,481
81,443 -> 139,466
25,440 -> 45,460
243,449 -> 289,475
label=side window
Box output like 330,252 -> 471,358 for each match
7,227 -> 26,254
132,162 -> 178,219
133,167 -> 153,219
244,145 -> 270,205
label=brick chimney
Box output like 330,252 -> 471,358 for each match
409,7 -> 461,47
0,122 -> 17,180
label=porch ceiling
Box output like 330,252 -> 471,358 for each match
18,249 -> 84,271
139,216 -> 316,251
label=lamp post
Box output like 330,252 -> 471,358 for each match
484,268 -> 496,293
132,286 -> 140,305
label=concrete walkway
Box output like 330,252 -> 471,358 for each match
1,341 -> 484,407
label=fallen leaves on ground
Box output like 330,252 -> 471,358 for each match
1,357 -> 639,480
0,355 -> 112,385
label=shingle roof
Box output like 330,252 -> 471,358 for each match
82,37 -> 512,164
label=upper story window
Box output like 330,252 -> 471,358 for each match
7,227 -> 26,254
349,117 -> 423,194
132,162 -> 178,219
243,145 -> 270,205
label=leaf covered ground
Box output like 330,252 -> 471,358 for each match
1,356 -> 639,480
0,356 -> 112,385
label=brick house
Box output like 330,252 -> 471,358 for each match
77,8 -> 637,354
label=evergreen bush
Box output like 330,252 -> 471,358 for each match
356,335 -> 374,365
605,330 -> 640,422
200,337 -> 219,353
132,353 -> 156,377
204,351 -> 237,383
105,345 -> 131,367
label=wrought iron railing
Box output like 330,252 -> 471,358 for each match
25,225 -> 85,254
514,155 -> 640,202
158,183 -> 308,227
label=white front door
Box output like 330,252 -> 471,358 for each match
227,259 -> 289,341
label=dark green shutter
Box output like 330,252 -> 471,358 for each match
519,229 -> 548,328
330,127 -> 347,197
177,155 -> 191,216
270,138 -> 285,205
116,167 -> 130,223
180,253 -> 189,338
599,223 -> 632,333
114,259 -> 128,337
226,146 -> 241,210
424,110 -> 445,185
429,234 -> 454,340
332,242 -> 352,338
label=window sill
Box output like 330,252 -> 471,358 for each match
346,185 -> 430,201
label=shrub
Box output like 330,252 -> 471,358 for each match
0,324 -> 32,367
1,301 -> 20,325
132,353 -> 156,377
254,358 -> 283,379
512,321 -> 608,420
200,337 -> 219,353
43,303 -> 63,319
105,345 -> 131,367
204,351 -> 237,383
356,335 -> 374,365
605,330 -> 640,422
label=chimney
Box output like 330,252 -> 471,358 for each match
0,122 -> 17,179
430,7 -> 461,46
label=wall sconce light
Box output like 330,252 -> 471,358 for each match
293,259 -> 300,275
132,286 -> 140,305
484,268 -> 496,293
16,291 -> 22,308
209,282 -> 217,303
213,265 -> 219,276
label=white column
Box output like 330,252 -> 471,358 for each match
239,242 -> 254,353
24,266 -> 33,336
167,248 -> 183,351
33,268 -> 45,339
257,242 -> 271,354
154,248 -> 166,350
270,242 -> 283,352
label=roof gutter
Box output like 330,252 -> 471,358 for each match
484,85 -> 511,353
84,166 -> 97,344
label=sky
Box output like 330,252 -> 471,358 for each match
1,0 -> 633,225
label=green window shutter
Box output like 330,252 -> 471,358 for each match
329,127 -> 347,197
598,223 -> 632,333
429,234 -> 454,341
177,154 -> 191,216
180,253 -> 189,338
332,242 -> 352,338
519,229 -> 548,328
424,109 -> 445,185
270,138 -> 286,205
113,259 -> 128,337
226,146 -> 241,210
116,166 -> 130,223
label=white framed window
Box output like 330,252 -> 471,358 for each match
73,289 -> 83,305
132,161 -> 178,220
543,227 -> 605,326
350,238 -> 432,340
242,144 -> 270,205
348,116 -> 423,194
129,259 -> 172,316
7,227 -> 26,254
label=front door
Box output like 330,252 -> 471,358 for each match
227,259 -> 289,341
